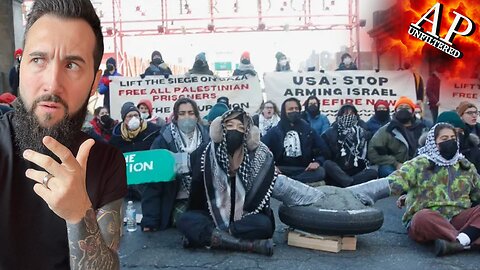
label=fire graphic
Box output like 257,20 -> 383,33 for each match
382,0 -> 479,77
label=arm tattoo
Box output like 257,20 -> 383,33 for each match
67,199 -> 123,270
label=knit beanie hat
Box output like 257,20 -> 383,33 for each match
0,93 -> 16,105
14,48 -> 23,57
217,96 -> 229,106
456,101 -> 477,116
106,57 -> 116,67
374,99 -> 390,111
206,103 -> 229,122
195,52 -> 206,62
121,102 -> 140,121
151,50 -> 162,60
241,51 -> 250,61
275,52 -> 286,61
394,96 -> 415,110
437,111 -> 466,130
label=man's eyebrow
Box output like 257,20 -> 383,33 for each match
29,51 -> 47,57
28,52 -> 86,64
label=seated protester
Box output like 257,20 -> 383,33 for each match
368,96 -> 427,177
144,98 -> 210,231
232,51 -> 257,76
177,108 -> 276,256
366,99 -> 391,135
456,101 -> 480,138
142,50 -> 172,77
262,97 -> 326,183
109,102 -> 161,153
137,99 -> 165,127
301,96 -> 330,136
321,104 -> 377,187
187,52 -> 214,76
252,100 -> 280,137
369,123 -> 480,256
89,106 -> 117,142
415,104 -> 433,130
432,111 -> 480,174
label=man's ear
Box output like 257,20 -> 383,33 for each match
90,69 -> 103,97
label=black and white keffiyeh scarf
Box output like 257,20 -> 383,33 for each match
417,123 -> 463,166
170,122 -> 202,154
336,114 -> 367,167
258,113 -> 279,136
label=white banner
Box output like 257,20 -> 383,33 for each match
109,74 -> 263,121
439,78 -> 480,113
264,71 -> 416,121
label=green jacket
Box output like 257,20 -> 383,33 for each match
387,156 -> 480,227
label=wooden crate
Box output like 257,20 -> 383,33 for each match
287,230 -> 356,253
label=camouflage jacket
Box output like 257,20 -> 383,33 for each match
386,156 -> 480,227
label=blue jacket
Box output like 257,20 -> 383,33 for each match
301,111 -> 330,136
98,70 -> 121,110
261,119 -> 325,167
366,115 -> 390,135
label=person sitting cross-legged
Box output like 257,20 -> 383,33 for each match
177,108 -> 276,256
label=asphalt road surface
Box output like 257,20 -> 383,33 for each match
119,196 -> 478,270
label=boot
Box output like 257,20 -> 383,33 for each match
210,228 -> 274,256
434,239 -> 469,256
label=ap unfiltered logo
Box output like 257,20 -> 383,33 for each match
408,2 -> 476,58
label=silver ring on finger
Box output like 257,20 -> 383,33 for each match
42,173 -> 54,189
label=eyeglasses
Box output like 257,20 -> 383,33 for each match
464,111 -> 479,116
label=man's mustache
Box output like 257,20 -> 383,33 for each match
31,94 -> 69,112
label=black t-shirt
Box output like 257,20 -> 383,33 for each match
0,111 -> 128,269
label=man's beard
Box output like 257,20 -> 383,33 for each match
12,94 -> 89,157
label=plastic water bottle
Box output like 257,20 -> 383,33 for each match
126,201 -> 137,232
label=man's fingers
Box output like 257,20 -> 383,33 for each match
76,139 -> 95,169
23,149 -> 62,176
25,169 -> 59,190
33,183 -> 53,203
42,136 -> 77,168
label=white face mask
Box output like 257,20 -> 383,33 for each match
127,117 -> 141,130
279,59 -> 288,66
415,112 -> 422,119
140,112 -> 149,120
343,57 -> 352,65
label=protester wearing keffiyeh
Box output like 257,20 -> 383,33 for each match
417,122 -> 463,166
177,108 -> 276,255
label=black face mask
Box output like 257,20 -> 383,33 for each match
307,104 -> 319,115
106,64 -> 115,72
226,130 -> 244,156
395,109 -> 412,124
286,111 -> 301,123
100,115 -> 114,127
438,139 -> 458,160
152,58 -> 163,66
241,59 -> 250,65
375,110 -> 390,122
194,59 -> 206,68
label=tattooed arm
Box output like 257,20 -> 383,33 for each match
67,198 -> 123,270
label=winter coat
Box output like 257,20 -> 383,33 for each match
261,119 -> 325,167
387,156 -> 480,227
368,119 -> 427,166
98,70 -> 121,110
109,122 -> 161,153
366,115 -> 390,135
143,63 -> 172,77
301,111 -> 331,136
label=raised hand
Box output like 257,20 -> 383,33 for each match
23,136 -> 95,224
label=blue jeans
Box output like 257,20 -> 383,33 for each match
378,165 -> 396,178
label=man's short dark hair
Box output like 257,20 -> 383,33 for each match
173,97 -> 200,122
24,0 -> 104,72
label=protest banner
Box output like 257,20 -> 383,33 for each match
109,74 -> 263,121
264,71 -> 416,121
124,149 -> 175,185
438,78 -> 480,113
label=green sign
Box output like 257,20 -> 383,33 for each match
214,61 -> 232,71
123,149 -> 175,185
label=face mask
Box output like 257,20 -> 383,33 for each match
395,109 -> 412,124
127,117 -> 141,130
307,104 -> 319,115
194,59 -> 206,67
279,59 -> 288,66
438,139 -> 458,160
375,110 -> 390,122
226,130 -> 244,156
241,59 -> 250,65
140,112 -> 149,120
343,57 -> 352,65
153,58 -> 163,66
177,118 -> 197,134
100,115 -> 113,127
286,111 -> 301,123
106,64 -> 115,72
337,114 -> 358,128
415,112 -> 422,119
